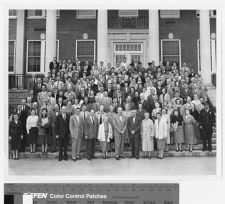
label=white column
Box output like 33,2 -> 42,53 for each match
97,10 -> 108,65
211,38 -> 216,73
200,10 -> 211,84
149,10 -> 159,66
15,10 -> 25,88
45,10 -> 57,74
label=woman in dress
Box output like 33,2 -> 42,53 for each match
65,100 -> 74,116
190,103 -> 201,144
141,112 -> 155,159
38,108 -> 50,154
183,109 -> 196,152
162,108 -> 171,152
155,112 -> 167,159
97,116 -> 113,159
9,113 -> 23,160
171,110 -> 184,152
123,103 -> 132,147
26,108 -> 39,153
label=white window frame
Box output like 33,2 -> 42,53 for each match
76,10 -> 96,19
197,39 -> 216,73
118,10 -> 138,17
9,10 -> 17,19
161,39 -> 181,68
160,10 -> 180,18
75,39 -> 96,62
196,10 -> 217,18
27,10 -> 60,19
26,40 -> 59,74
8,40 -> 16,73
113,42 -> 143,53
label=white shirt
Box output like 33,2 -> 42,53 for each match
26,115 -> 39,132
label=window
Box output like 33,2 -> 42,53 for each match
27,41 -> 41,72
8,41 -> 16,72
114,43 -> 142,52
160,10 -> 180,18
197,39 -> 217,73
161,39 -> 181,67
76,40 -> 95,63
196,10 -> 216,18
118,10 -> 138,17
27,40 -> 59,73
27,10 -> 60,19
9,10 -> 17,18
76,10 -> 96,19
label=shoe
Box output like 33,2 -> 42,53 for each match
15,158 -> 19,160
87,157 -> 92,161
160,156 -> 164,159
189,150 -> 192,152
103,156 -> 106,159
179,149 -> 183,152
136,157 -> 139,159
176,149 -> 179,152
72,158 -> 77,161
116,157 -> 120,160
92,156 -> 97,159
143,155 -> 147,158
63,156 -> 68,161
76,157 -> 82,160
130,156 -> 134,159
148,156 -> 151,159
157,156 -> 161,159
119,155 -> 124,159
208,149 -> 212,152
58,157 -> 62,161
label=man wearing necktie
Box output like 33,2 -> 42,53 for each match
84,109 -> 99,160
55,106 -> 70,161
70,108 -> 84,161
127,109 -> 142,159
113,107 -> 127,160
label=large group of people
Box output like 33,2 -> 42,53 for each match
9,57 -> 216,161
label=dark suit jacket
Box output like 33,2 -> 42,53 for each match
20,105 -> 31,131
199,109 -> 215,131
127,116 -> 142,138
84,116 -> 99,139
27,78 -> 37,91
136,109 -> 145,120
55,114 -> 70,138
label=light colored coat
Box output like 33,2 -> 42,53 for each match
141,119 -> 155,138
155,118 -> 167,140
98,122 -> 113,142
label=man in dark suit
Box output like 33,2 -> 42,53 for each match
19,99 -> 31,152
49,57 -> 59,72
127,109 -> 142,159
33,77 -> 43,102
27,74 -> 37,92
49,104 -> 60,153
136,103 -> 146,120
84,109 -> 99,160
199,103 -> 215,152
55,106 -> 70,161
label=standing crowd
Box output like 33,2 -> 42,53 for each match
9,57 -> 215,161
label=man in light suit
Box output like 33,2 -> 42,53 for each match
113,107 -> 127,160
37,84 -> 48,107
69,108 -> 84,161
55,106 -> 70,161
84,109 -> 99,160
102,91 -> 112,112
127,110 -> 142,159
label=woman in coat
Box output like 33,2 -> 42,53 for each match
38,108 -> 50,154
141,112 -> 155,159
162,108 -> 171,152
183,109 -> 196,152
9,113 -> 23,160
26,108 -> 39,153
171,110 -> 184,152
97,116 -> 113,159
155,112 -> 167,159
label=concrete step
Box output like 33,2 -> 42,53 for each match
10,150 -> 216,160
